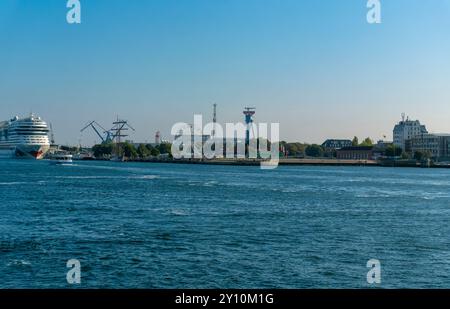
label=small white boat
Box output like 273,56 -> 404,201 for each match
50,154 -> 73,165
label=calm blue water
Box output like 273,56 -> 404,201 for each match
1,159 -> 450,288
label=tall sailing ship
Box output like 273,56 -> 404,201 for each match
0,114 -> 51,159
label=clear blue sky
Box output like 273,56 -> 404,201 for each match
1,0 -> 450,145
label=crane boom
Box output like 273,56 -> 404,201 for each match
81,121 -> 109,143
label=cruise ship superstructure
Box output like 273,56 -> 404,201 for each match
0,114 -> 51,159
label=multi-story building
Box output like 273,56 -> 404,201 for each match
408,133 -> 450,160
393,115 -> 428,150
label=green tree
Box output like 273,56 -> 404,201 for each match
287,143 -> 299,156
385,144 -> 402,157
352,136 -> 359,146
137,144 -> 150,158
414,150 -> 431,161
360,137 -> 373,147
156,142 -> 172,155
401,152 -> 410,160
150,147 -> 160,156
122,142 -> 138,159
305,144 -> 324,157
143,144 -> 160,157
284,142 -> 306,157
92,142 -> 113,158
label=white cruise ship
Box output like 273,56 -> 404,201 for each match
0,114 -> 51,159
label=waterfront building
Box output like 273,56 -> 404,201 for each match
321,139 -> 352,150
336,146 -> 374,160
393,114 -> 428,150
407,133 -> 450,160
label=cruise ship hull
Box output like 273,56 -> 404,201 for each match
15,144 -> 50,159
0,145 -> 50,160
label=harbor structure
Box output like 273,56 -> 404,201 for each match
243,107 -> 256,156
155,131 -> 161,145
212,103 -> 217,139
393,114 -> 428,150
80,121 -> 113,143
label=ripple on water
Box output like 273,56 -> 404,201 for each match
2,162 -> 450,288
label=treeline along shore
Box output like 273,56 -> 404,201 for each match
63,141 -> 450,168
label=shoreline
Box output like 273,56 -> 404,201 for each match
88,157 -> 378,166
80,157 -> 450,168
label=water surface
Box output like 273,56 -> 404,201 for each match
1,159 -> 450,288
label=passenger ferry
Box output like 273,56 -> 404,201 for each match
49,153 -> 73,165
0,114 -> 51,159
